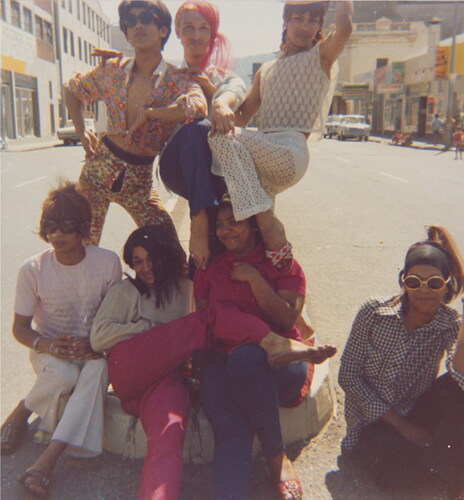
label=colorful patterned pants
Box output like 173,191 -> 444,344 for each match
78,140 -> 177,246
208,128 -> 309,221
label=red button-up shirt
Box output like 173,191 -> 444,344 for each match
194,243 -> 306,341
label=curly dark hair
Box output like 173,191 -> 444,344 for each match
39,180 -> 91,242
118,0 -> 172,48
123,225 -> 186,308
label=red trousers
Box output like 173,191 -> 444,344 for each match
108,303 -> 270,500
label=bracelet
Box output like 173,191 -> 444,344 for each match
32,336 -> 42,353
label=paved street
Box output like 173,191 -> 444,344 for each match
1,139 -> 463,499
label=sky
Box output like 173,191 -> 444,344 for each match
98,0 -> 286,60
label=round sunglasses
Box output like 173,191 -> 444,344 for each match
42,218 -> 82,234
122,10 -> 158,28
402,274 -> 449,291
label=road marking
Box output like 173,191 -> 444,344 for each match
14,176 -> 47,188
380,172 -> 409,183
334,156 -> 351,164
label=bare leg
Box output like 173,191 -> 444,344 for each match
190,209 -> 210,271
256,210 -> 287,252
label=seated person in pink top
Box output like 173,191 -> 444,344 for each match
194,195 -> 336,500
0,182 -> 121,499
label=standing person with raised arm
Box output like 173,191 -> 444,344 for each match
64,0 -> 207,247
0,182 -> 121,498
208,0 -> 353,264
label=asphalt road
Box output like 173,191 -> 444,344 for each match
1,139 -> 463,499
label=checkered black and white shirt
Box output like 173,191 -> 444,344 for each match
339,296 -> 463,453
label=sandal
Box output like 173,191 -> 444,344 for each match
1,417 -> 28,455
19,470 -> 50,499
277,479 -> 303,500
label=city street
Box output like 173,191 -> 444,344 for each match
1,138 -> 463,499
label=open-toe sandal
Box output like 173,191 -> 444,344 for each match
1,418 -> 28,455
277,479 -> 303,500
19,470 -> 50,499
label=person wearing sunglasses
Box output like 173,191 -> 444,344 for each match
339,225 -> 464,497
64,0 -> 207,248
0,182 -> 121,498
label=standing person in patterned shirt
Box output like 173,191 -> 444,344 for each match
64,0 -> 207,246
207,1 -> 353,264
339,225 -> 464,497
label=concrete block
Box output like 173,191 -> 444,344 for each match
103,355 -> 334,463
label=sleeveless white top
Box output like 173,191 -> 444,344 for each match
257,45 -> 337,140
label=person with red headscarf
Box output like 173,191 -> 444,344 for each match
125,0 -> 247,272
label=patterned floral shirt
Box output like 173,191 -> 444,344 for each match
66,57 -> 208,156
339,296 -> 463,452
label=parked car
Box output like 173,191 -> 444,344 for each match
324,114 -> 344,138
57,118 -> 95,145
336,114 -> 370,141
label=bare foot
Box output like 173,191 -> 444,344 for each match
268,453 -> 303,500
190,210 -> 210,270
259,333 -> 336,370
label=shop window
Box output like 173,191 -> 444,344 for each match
10,0 -> 20,27
15,87 -> 36,137
23,7 -> 33,33
1,83 -> 15,139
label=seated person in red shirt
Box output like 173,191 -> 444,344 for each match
195,195 -> 336,500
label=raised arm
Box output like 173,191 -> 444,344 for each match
235,69 -> 262,127
319,1 -> 353,77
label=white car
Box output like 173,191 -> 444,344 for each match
57,118 -> 95,145
324,114 -> 344,138
336,115 -> 370,141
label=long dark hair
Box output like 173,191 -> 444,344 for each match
123,225 -> 186,308
280,2 -> 327,51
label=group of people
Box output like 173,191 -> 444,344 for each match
1,1 -> 463,500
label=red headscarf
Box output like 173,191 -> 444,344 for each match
175,0 -> 235,72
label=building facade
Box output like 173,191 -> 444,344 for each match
1,0 -> 110,141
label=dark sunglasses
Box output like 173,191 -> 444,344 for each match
42,218 -> 82,234
122,10 -> 158,28
402,274 -> 449,291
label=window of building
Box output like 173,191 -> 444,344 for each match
391,22 -> 410,31
356,23 -> 375,32
82,1 -> 86,24
1,1 -> 6,21
70,31 -> 75,56
35,15 -> 43,39
91,10 -> 95,31
84,40 -> 88,63
11,1 -> 21,27
49,81 -> 53,98
76,0 -> 80,20
63,26 -> 68,53
61,0 -> 65,8
44,21 -> 53,44
16,87 -> 36,137
78,36 -> 82,60
23,7 -> 33,33
68,0 -> 72,13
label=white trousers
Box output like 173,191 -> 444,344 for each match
25,351 -> 108,457
208,128 -> 309,221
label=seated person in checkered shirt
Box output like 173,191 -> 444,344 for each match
339,225 -> 464,497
